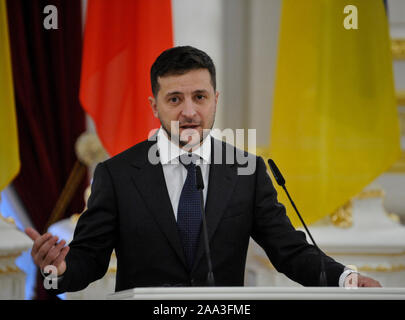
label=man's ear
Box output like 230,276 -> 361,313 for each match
215,91 -> 219,104
148,96 -> 158,118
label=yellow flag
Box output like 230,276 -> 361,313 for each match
270,0 -> 400,226
0,0 -> 20,191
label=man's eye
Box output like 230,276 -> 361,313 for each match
169,97 -> 179,103
196,95 -> 205,100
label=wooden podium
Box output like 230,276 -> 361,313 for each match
107,286 -> 405,300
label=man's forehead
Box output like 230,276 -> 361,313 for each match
157,69 -> 213,93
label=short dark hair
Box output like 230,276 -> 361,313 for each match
150,46 -> 216,97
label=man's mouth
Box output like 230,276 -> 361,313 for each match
180,124 -> 200,129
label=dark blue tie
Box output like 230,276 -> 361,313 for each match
177,155 -> 202,269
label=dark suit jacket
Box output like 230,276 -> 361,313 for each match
56,137 -> 344,293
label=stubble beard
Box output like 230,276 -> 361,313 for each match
160,112 -> 216,150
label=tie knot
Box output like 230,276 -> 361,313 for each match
179,153 -> 199,170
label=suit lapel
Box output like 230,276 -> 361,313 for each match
192,139 -> 238,272
129,142 -> 187,269
128,138 -> 239,275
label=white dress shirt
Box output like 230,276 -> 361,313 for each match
157,128 -> 211,220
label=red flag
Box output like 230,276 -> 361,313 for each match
80,0 -> 173,156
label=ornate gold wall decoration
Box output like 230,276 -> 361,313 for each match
0,253 -> 21,260
397,91 -> 405,106
328,188 -> 385,228
357,264 -> 405,273
330,201 -> 353,228
0,215 -> 16,226
253,254 -> 405,273
354,189 -> 385,200
0,266 -> 21,274
325,251 -> 405,257
392,39 -> 405,60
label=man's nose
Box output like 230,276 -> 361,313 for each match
180,98 -> 197,118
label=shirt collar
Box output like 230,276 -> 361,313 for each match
157,127 -> 211,165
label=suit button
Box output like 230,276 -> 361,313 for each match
190,279 -> 195,286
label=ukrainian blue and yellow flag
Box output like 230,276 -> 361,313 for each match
0,0 -> 20,191
269,0 -> 400,226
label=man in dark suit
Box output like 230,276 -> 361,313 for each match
26,46 -> 381,292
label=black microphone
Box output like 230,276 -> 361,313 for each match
267,159 -> 327,286
195,165 -> 215,286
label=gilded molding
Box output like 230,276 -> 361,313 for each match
253,254 -> 405,273
322,251 -> 405,257
330,201 -> 353,228
397,91 -> 405,107
0,266 -> 22,274
392,39 -> 405,60
0,215 -> 16,226
354,189 -> 385,200
0,253 -> 21,260
357,264 -> 405,273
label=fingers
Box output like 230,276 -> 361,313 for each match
30,233 -> 69,267
31,233 -> 53,256
41,239 -> 66,269
53,246 -> 69,268
358,275 -> 382,287
25,227 -> 40,241
362,279 -> 382,287
37,236 -> 59,263
27,227 -> 70,276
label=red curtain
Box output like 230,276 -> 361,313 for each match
6,0 -> 86,299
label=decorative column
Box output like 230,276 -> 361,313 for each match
0,217 -> 32,299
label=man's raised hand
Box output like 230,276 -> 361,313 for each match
25,227 -> 69,277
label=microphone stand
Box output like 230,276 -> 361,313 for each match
268,159 -> 328,286
195,165 -> 215,286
